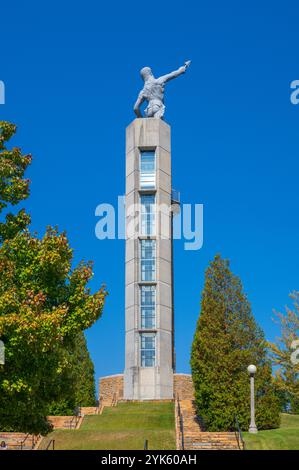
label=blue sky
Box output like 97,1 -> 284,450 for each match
1,1 -> 298,383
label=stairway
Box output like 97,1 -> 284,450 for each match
0,432 -> 40,450
180,400 -> 202,434
47,415 -> 81,430
175,398 -> 241,451
80,406 -> 100,416
184,430 -> 241,450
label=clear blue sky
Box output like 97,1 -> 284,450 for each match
1,1 -> 298,384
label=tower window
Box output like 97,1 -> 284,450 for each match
140,194 -> 155,235
140,150 -> 155,189
140,285 -> 156,329
140,239 -> 156,281
140,333 -> 156,367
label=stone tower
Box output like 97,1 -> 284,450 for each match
123,118 -> 175,400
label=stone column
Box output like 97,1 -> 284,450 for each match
123,118 -> 174,400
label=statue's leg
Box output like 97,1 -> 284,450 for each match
146,102 -> 165,118
145,105 -> 153,118
154,104 -> 165,119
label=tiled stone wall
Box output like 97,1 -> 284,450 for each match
99,374 -> 124,403
47,416 -> 73,429
99,373 -> 194,402
173,373 -> 195,400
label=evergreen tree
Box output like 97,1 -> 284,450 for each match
47,332 -> 96,415
72,332 -> 97,407
191,255 -> 280,431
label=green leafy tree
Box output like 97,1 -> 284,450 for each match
269,292 -> 299,413
191,255 -> 280,431
0,122 -> 106,433
47,332 -> 97,415
0,121 -> 31,241
71,332 -> 97,407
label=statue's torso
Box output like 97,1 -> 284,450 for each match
142,79 -> 164,103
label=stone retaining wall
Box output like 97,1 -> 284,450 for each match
173,373 -> 195,400
80,406 -> 99,415
98,373 -> 194,403
0,432 -> 36,450
47,416 -> 73,429
99,374 -> 124,404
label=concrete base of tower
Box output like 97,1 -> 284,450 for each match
123,367 -> 173,400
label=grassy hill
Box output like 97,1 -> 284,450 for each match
244,414 -> 299,450
41,401 -> 176,450
40,405 -> 298,451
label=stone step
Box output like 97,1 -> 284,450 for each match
176,397 -> 241,451
185,444 -> 239,450
80,407 -> 99,415
0,433 -> 38,450
47,416 -> 79,429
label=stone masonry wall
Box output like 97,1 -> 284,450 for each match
173,373 -> 195,400
99,373 -> 194,403
99,374 -> 124,404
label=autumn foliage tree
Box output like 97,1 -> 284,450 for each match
0,121 -> 31,240
0,122 -> 106,433
191,255 -> 280,431
269,292 -> 299,413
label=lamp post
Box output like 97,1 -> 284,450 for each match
247,364 -> 258,433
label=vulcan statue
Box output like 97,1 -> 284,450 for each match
133,61 -> 191,119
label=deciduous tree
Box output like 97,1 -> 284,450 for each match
0,122 -> 106,433
269,292 -> 299,413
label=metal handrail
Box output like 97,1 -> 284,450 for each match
20,433 -> 41,450
112,392 -> 117,407
234,415 -> 245,450
20,433 -> 40,450
67,403 -> 83,429
68,414 -> 81,429
176,395 -> 185,450
5,433 -> 39,450
171,189 -> 180,205
20,433 -> 30,450
45,439 -> 55,450
98,396 -> 103,412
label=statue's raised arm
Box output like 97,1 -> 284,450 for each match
133,61 -> 191,120
157,61 -> 191,84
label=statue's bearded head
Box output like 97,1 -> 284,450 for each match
140,67 -> 153,81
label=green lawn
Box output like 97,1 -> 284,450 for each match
41,402 -> 176,450
244,414 -> 299,450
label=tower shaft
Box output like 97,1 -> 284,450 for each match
124,118 -> 174,400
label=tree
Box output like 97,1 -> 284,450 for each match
0,122 -> 106,433
191,255 -> 280,431
269,292 -> 299,413
0,121 -> 31,241
69,332 -> 97,407
47,332 -> 97,416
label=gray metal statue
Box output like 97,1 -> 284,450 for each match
134,61 -> 191,119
